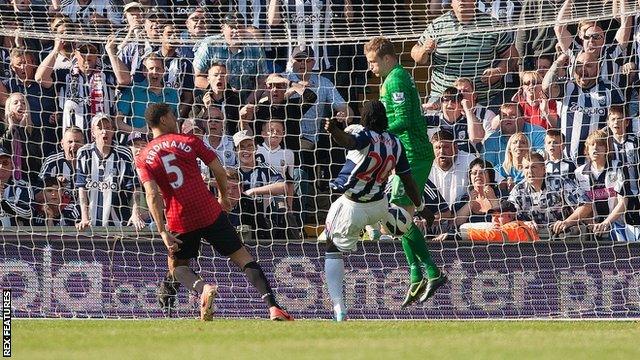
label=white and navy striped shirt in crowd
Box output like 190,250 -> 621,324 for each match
426,112 -> 480,154
75,144 -> 136,227
331,125 -> 410,203
477,0 -> 522,25
229,0 -> 270,30
238,153 -> 285,210
568,42 -> 626,89
31,203 -> 80,227
39,151 -> 76,187
163,53 -> 195,93
0,179 -> 33,227
282,0 -> 333,70
545,159 -> 577,181
574,159 -> 630,226
54,62 -> 117,135
610,132 -> 640,196
558,79 -> 624,164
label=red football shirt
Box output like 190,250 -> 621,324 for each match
136,133 -> 222,233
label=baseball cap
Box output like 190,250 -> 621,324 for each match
222,12 -> 245,26
90,113 -> 111,127
146,6 -> 167,19
0,146 -> 10,158
123,1 -> 143,12
128,131 -> 149,144
487,200 -> 518,214
233,130 -> 253,147
292,46 -> 314,60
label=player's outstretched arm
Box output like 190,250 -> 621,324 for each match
142,180 -> 182,255
324,118 -> 357,150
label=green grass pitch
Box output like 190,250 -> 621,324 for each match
12,320 -> 640,359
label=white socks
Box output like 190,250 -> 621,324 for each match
325,253 -> 346,316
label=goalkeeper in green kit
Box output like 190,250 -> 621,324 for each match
364,37 -> 447,307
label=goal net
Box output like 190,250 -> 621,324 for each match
1,0 -> 640,319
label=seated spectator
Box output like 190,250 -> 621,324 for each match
0,146 -> 32,226
513,71 -> 558,129
192,62 -> 241,135
482,103 -> 545,173
425,87 -> 484,154
116,53 -> 180,134
508,152 -> 592,236
454,158 -> 505,227
241,73 -> 317,153
0,48 -> 58,156
36,42 -> 119,138
453,77 -> 496,133
202,107 -> 237,168
233,130 -> 288,240
574,129 -> 638,241
544,129 -> 576,181
499,132 -> 530,186
31,177 -> 79,227
257,119 -> 296,212
606,105 -> 640,225
193,12 -> 268,103
284,46 -> 353,151
543,51 -> 624,165
115,1 -> 144,39
3,92 -> 42,184
428,130 -> 477,223
461,200 -> 540,242
159,23 -> 194,119
75,114 -> 137,229
39,126 -> 85,199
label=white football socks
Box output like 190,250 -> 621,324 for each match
325,253 -> 346,316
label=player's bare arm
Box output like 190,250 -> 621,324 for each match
324,118 -> 356,150
207,157 -> 231,212
142,179 -> 182,255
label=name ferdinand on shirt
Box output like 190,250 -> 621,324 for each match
145,140 -> 192,164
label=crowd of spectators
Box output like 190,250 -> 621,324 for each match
0,0 -> 638,241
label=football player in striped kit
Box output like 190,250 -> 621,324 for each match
323,100 -> 426,321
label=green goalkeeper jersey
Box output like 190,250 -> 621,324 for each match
380,64 -> 433,162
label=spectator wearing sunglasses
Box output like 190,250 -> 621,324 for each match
425,87 -> 485,155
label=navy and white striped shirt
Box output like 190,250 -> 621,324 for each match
610,132 -> 640,196
0,179 -> 33,227
331,125 -> 410,203
164,54 -> 195,93
425,112 -> 479,154
477,0 -> 523,25
31,203 -> 80,227
39,151 -> 75,187
558,79 -> 624,164
75,144 -> 136,227
568,43 -> 626,88
545,159 -> 577,181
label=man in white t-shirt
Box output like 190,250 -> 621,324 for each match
428,130 -> 478,218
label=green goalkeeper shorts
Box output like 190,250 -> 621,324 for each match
390,160 -> 432,207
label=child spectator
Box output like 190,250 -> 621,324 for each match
544,129 -> 576,181
574,129 -> 637,240
31,177 -> 79,227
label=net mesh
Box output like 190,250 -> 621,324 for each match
1,0 -> 640,319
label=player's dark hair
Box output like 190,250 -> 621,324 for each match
145,103 -> 172,128
360,100 -> 388,133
